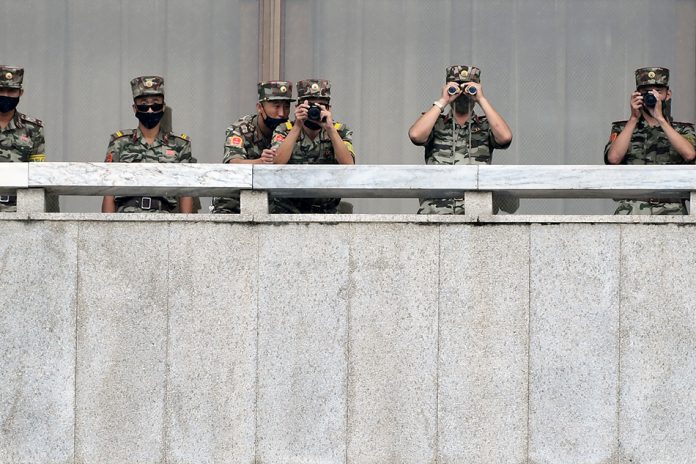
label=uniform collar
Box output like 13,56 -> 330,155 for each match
135,127 -> 168,145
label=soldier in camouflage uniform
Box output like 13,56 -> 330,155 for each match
408,66 -> 513,214
211,81 -> 294,213
0,65 -> 45,212
271,79 -> 356,214
101,76 -> 196,213
605,67 -> 696,215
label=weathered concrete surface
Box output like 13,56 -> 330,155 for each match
75,222 -> 170,464
438,225 -> 529,464
0,218 -> 694,464
165,223 -> 257,463
256,223 -> 351,464
0,222 -> 77,464
529,224 -> 620,464
347,224 -> 439,464
619,225 -> 696,463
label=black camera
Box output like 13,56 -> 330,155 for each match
307,103 -> 325,122
642,92 -> 657,108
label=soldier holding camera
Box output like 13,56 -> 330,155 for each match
409,65 -> 513,214
605,67 -> 696,215
271,79 -> 356,214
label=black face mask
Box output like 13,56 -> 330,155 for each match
453,95 -> 473,114
136,110 -> 164,129
304,120 -> 322,130
0,96 -> 20,113
263,114 -> 287,131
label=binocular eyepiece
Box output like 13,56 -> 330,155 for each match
447,84 -> 477,96
641,92 -> 657,108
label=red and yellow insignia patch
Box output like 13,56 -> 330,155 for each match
227,135 -> 243,148
166,149 -> 175,156
609,133 -> 618,143
105,152 -> 113,163
273,134 -> 285,143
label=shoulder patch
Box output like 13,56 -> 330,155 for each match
20,114 -> 43,127
110,129 -> 134,140
285,121 -> 293,130
333,122 -> 343,130
171,133 -> 191,143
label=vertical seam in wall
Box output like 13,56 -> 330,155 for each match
526,225 -> 532,463
616,224 -> 623,459
162,223 -> 172,462
345,223 -> 352,464
435,224 -> 442,463
254,224 -> 260,462
73,223 -> 80,463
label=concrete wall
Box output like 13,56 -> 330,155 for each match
1,217 -> 695,464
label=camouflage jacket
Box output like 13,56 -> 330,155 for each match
222,113 -> 271,163
603,117 -> 696,165
0,111 -> 45,162
418,112 -> 510,165
416,112 -> 510,214
104,127 -> 196,206
270,120 -> 356,213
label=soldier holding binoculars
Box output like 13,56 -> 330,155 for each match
408,65 -> 513,214
605,67 -> 696,215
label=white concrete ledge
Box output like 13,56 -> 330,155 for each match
3,163 -> 696,201
28,162 -> 252,196
479,165 -> 696,199
0,163 -> 28,192
253,165 -> 478,198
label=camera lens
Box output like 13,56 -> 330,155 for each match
307,104 -> 322,121
642,92 -> 657,108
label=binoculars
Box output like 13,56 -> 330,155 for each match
641,92 -> 657,108
447,83 -> 477,96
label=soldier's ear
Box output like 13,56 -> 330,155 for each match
19,89 -> 24,97
666,89 -> 672,100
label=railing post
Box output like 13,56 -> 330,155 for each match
691,192 -> 696,215
17,188 -> 46,213
465,191 -> 493,216
240,190 -> 269,215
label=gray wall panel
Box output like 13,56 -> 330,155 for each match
438,225 -> 529,464
75,222 -> 169,464
0,222 -> 77,464
256,223 -> 350,463
529,224 -> 620,463
165,223 -> 257,463
347,224 -> 439,464
619,225 -> 696,463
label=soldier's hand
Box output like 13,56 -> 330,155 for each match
259,148 -> 275,164
630,91 -> 642,119
464,82 -> 483,102
319,104 -> 333,128
442,81 -> 460,104
295,101 -> 309,125
646,89 -> 665,122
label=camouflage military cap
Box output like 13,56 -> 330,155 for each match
130,75 -> 165,99
635,67 -> 669,88
296,79 -> 331,101
0,65 -> 23,89
258,81 -> 295,102
446,65 -> 481,84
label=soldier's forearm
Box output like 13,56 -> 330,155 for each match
478,97 -> 512,145
606,120 -> 638,164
